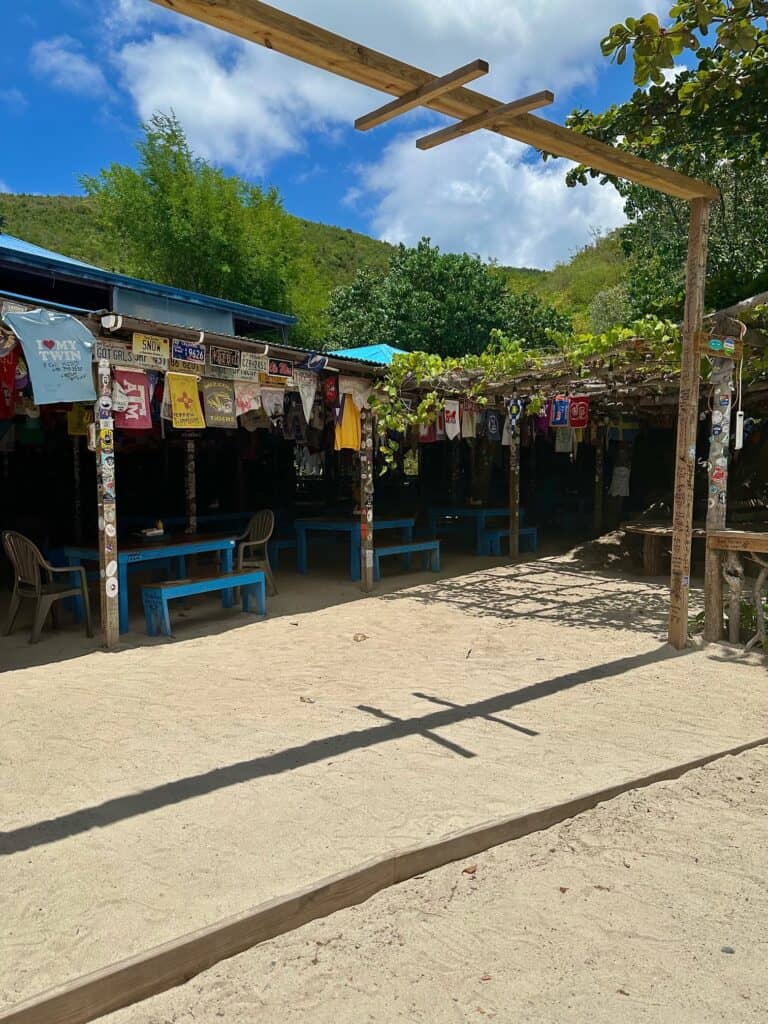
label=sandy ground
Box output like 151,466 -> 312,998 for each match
108,747 -> 768,1024
1,550 -> 766,1011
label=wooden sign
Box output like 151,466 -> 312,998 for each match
697,332 -> 743,360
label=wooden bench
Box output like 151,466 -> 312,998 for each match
373,540 -> 440,582
478,526 -> 538,556
624,522 -> 706,576
141,571 -> 266,638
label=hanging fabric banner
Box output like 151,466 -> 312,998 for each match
167,372 -> 205,429
461,404 -> 476,439
550,395 -> 569,427
0,347 -> 18,420
202,380 -> 237,428
444,399 -> 460,440
234,381 -> 262,417
298,352 -> 328,372
261,386 -> 285,421
568,396 -> 590,429
113,368 -> 152,430
485,409 -> 501,442
67,403 -> 92,437
294,369 -> 317,422
2,308 -> 96,405
339,374 -> 372,411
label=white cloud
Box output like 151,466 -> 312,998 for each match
0,88 -> 28,113
354,132 -> 625,268
106,1 -> 666,261
30,36 -> 108,95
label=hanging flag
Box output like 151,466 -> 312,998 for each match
0,347 -> 18,420
418,420 -> 436,444
435,410 -> 446,441
461,404 -> 476,439
167,372 -> 205,429
234,381 -> 262,417
113,368 -> 152,430
260,386 -> 285,420
294,369 -> 318,421
568,396 -> 590,429
2,308 -> 96,405
444,399 -> 460,440
485,409 -> 501,442
202,380 -> 237,428
67,404 -> 92,437
298,352 -> 329,372
550,395 -> 569,427
322,374 -> 339,406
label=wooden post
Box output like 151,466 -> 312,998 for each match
508,423 -> 520,559
703,358 -> 734,640
185,435 -> 197,534
72,435 -> 83,545
724,551 -> 744,644
95,360 -> 119,649
360,408 -> 375,592
668,197 -> 711,649
593,427 -> 604,536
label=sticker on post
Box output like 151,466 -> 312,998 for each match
682,575 -> 690,588
365,550 -> 374,567
105,559 -> 118,577
105,577 -> 119,597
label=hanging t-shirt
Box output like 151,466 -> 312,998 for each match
461,406 -> 476,439
555,426 -> 574,453
0,347 -> 18,420
485,410 -> 501,442
550,396 -> 569,427
334,394 -> 361,451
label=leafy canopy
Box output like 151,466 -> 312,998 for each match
81,113 -> 324,340
326,238 -> 571,356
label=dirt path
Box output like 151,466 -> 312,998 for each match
2,556 -> 766,1009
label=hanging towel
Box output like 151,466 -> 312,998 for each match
555,426 -> 574,453
444,400 -> 460,440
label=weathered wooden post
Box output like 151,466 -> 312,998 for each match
72,435 -> 83,545
95,359 -> 120,649
593,428 -> 604,536
360,408 -> 375,592
668,198 -> 711,649
185,434 -> 197,534
724,551 -> 744,644
508,424 -> 520,559
703,358 -> 734,640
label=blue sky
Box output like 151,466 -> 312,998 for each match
0,0 -> 667,268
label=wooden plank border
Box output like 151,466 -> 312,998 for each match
4,733 -> 768,1024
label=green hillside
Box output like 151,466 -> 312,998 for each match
0,192 -> 626,332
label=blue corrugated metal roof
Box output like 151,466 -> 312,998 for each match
0,233 -> 296,327
333,343 -> 406,365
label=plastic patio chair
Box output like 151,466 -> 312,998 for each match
236,510 -> 277,595
2,530 -> 94,644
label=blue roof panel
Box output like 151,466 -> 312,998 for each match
333,343 -> 406,365
0,233 -> 296,327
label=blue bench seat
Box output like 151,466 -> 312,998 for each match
479,526 -> 538,556
141,570 -> 266,638
373,540 -> 440,582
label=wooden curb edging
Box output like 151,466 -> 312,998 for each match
4,734 -> 767,1024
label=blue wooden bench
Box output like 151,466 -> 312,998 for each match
141,570 -> 266,638
478,526 -> 538,556
373,540 -> 440,582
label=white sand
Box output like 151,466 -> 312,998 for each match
109,747 -> 768,1024
2,554 -> 766,1011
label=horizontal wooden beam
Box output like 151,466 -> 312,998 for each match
355,59 -> 489,132
416,90 -> 553,151
4,734 -> 768,1024
150,0 -> 719,201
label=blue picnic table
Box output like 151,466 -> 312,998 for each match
295,516 -> 416,582
427,505 -> 510,556
62,534 -> 237,634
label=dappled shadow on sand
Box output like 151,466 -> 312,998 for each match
380,556 -> 679,635
0,642 -> 684,856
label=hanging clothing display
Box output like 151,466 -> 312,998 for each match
568,396 -> 590,429
485,409 -> 501,442
113,368 -> 152,430
283,391 -> 306,442
334,394 -> 362,451
2,308 -> 96,405
444,399 -> 460,440
322,374 -> 339,406
461,405 -> 476,439
609,465 -> 631,497
339,374 -> 372,411
501,415 -> 512,446
550,395 -> 569,427
260,386 -> 285,420
554,426 -> 574,453
0,347 -> 17,420
435,409 -> 446,441
294,369 -> 317,421
418,420 -> 436,444
235,382 -> 262,417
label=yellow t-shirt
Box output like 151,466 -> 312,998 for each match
334,394 -> 361,451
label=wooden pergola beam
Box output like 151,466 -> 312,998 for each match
416,90 -> 554,151
150,0 -> 719,201
355,59 -> 489,132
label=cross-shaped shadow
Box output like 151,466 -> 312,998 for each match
412,692 -> 539,737
357,704 -> 476,758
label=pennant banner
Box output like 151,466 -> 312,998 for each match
202,380 -> 237,428
167,372 -> 205,429
2,308 -> 96,405
234,381 -> 262,417
113,368 -> 152,430
444,399 -> 460,440
294,369 -> 317,422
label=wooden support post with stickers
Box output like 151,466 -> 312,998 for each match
359,408 -> 375,593
94,359 -> 120,649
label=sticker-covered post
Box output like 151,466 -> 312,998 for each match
703,355 -> 735,640
593,427 -> 605,536
95,359 -> 120,648
508,421 -> 520,560
360,408 -> 375,592
668,197 -> 711,650
185,433 -> 197,535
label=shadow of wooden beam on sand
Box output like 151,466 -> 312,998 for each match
0,644 -> 686,857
